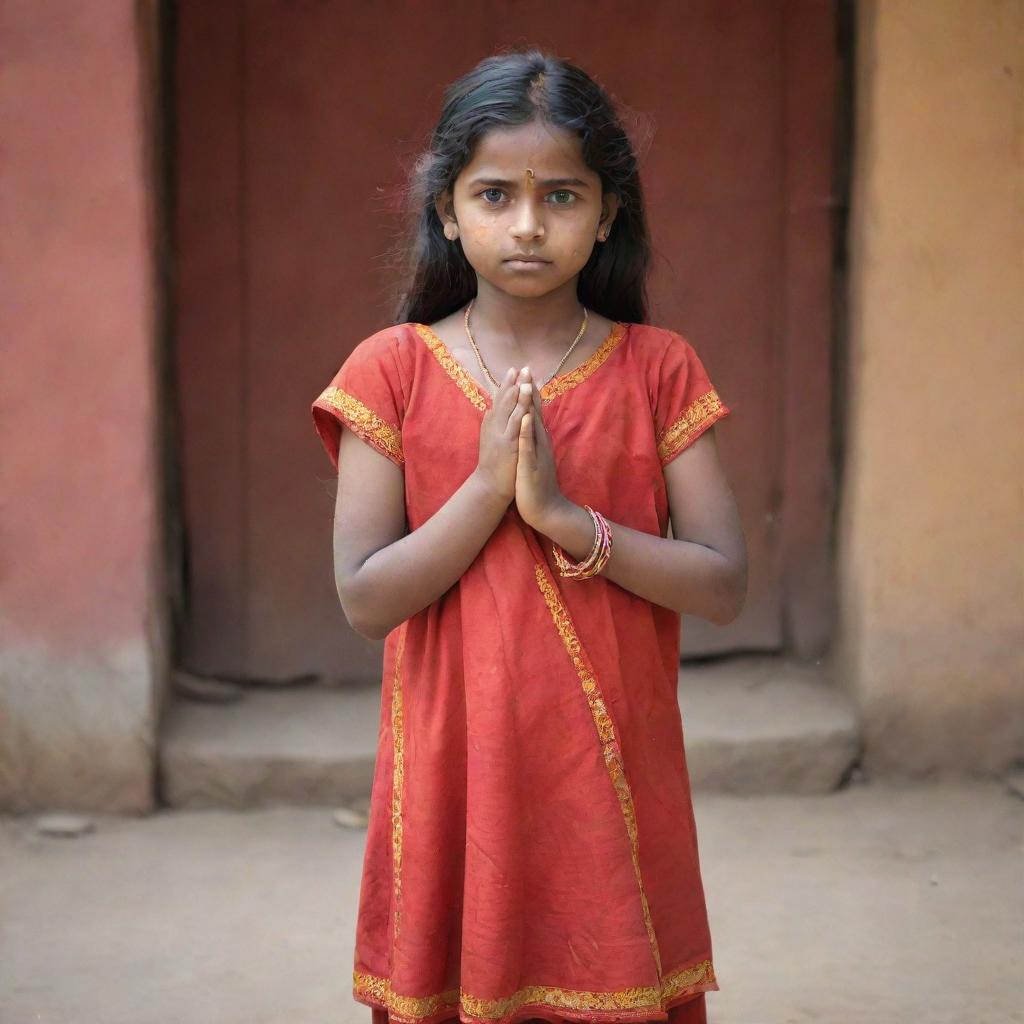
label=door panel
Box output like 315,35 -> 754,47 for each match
174,0 -> 837,681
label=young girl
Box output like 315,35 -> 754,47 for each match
312,49 -> 747,1024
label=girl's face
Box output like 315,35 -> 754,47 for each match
436,120 -> 619,300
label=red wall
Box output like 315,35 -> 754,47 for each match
0,1 -> 163,810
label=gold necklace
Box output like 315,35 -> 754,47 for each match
463,298 -> 589,393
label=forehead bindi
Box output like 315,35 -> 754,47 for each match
461,123 -> 596,189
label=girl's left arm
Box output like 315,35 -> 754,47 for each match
533,425 -> 748,624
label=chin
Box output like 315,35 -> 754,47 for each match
479,268 -> 574,299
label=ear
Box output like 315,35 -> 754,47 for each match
434,189 -> 458,237
598,192 -> 620,239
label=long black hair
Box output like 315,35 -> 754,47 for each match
394,49 -> 651,326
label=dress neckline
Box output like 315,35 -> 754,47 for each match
412,319 -> 629,412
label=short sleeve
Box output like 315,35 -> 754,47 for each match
311,330 -> 407,472
652,333 -> 732,466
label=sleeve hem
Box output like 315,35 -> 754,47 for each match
657,391 -> 730,466
312,386 -> 405,470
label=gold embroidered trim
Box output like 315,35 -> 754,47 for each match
656,390 -> 725,464
532,563 -> 663,981
353,958 -> 716,1022
414,321 -> 626,409
539,321 -> 626,400
316,386 -> 404,463
414,324 -> 487,410
391,623 -> 408,942
354,971 -> 459,1020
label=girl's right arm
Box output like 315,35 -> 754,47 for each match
333,366 -> 531,640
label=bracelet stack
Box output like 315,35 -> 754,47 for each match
552,505 -> 612,579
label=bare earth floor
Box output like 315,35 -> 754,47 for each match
1,778 -> 1021,1024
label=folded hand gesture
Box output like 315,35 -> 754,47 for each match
515,368 -> 566,531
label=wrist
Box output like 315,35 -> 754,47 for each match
533,496 -> 582,545
467,469 -> 512,515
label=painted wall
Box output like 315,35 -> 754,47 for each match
0,2 -> 165,810
839,0 -> 1024,774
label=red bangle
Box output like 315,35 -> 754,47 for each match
552,505 -> 612,579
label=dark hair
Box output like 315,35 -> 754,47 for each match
394,49 -> 650,326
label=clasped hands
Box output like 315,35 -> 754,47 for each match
474,365 -> 569,532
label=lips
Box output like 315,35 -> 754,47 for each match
505,255 -> 550,263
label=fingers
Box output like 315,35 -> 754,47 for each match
506,384 -> 532,437
495,366 -> 518,415
521,367 -> 547,444
502,367 -> 533,431
515,367 -> 535,456
518,409 -> 535,466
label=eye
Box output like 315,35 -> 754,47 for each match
480,187 -> 506,204
548,190 -> 578,205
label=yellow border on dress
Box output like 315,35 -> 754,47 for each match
353,957 -> 717,1022
656,391 -> 726,464
315,386 -> 404,463
532,563 -> 663,980
390,622 -> 408,944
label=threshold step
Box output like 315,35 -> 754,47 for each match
159,655 -> 859,808
678,654 -> 860,794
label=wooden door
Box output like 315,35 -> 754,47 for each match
173,0 -> 838,684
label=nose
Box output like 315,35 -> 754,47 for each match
508,197 -> 545,240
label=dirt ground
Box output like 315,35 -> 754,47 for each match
1,777 -> 1021,1024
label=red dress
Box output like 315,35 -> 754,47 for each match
312,319 -> 732,1024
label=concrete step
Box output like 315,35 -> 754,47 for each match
159,686 -> 381,810
159,654 -> 859,809
678,653 -> 861,794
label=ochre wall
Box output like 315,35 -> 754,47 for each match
0,2 -> 165,810
839,0 -> 1024,774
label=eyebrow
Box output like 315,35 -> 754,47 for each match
468,176 -> 590,189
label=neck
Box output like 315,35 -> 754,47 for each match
468,278 -> 586,350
